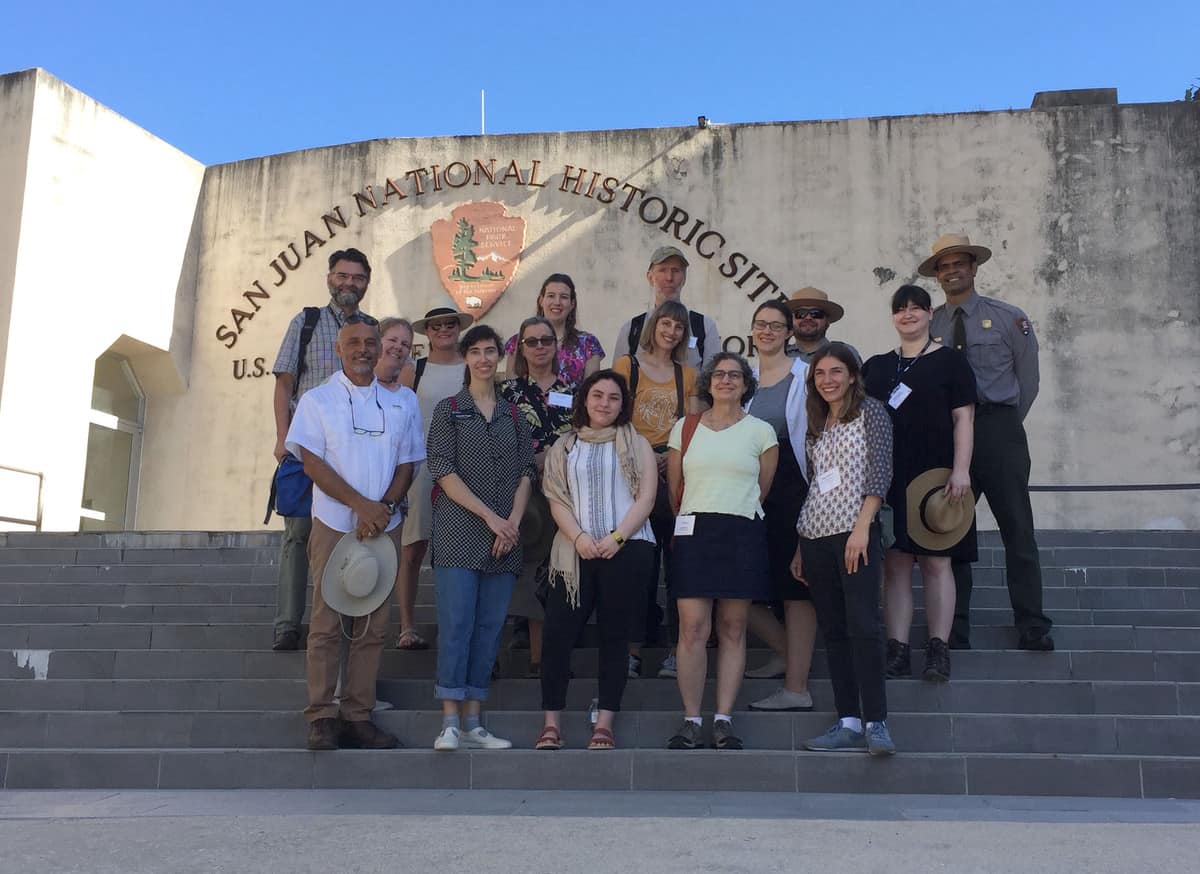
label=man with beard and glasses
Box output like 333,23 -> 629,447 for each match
270,248 -> 376,652
286,316 -> 424,750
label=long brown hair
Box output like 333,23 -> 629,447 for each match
536,273 -> 580,350
805,342 -> 866,439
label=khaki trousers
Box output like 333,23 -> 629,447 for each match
304,517 -> 397,723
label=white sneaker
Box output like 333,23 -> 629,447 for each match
459,726 -> 513,749
744,654 -> 787,679
433,726 -> 460,751
748,687 -> 813,711
657,653 -> 677,679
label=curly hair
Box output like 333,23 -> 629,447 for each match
696,352 -> 757,407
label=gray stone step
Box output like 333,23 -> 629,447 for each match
3,709 -> 1197,757
1,745 -> 1197,797
4,622 -> 1199,652
7,602 -> 1200,629
3,647 -> 1198,683
0,677 -> 1193,717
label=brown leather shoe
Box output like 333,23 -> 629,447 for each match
339,719 -> 400,749
306,717 -> 339,751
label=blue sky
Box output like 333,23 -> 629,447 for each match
4,0 -> 1197,165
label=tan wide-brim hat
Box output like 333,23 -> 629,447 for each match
918,233 -> 993,277
411,307 -> 475,336
787,287 -> 845,323
321,532 -> 398,617
906,468 -> 975,551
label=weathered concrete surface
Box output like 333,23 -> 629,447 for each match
1,68 -> 1197,532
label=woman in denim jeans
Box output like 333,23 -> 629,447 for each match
426,324 -> 535,751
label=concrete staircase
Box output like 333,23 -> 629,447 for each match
1,529 -> 1198,796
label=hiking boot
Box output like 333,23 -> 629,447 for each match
885,638 -> 911,678
339,719 -> 400,749
712,718 -> 744,750
306,717 -> 339,751
923,637 -> 951,682
667,718 -> 702,750
273,629 -> 301,652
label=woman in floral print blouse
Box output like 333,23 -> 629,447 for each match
790,342 -> 897,758
504,274 -> 604,388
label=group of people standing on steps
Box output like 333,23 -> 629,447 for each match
271,232 -> 1054,756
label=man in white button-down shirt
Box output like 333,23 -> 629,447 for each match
286,315 -> 425,751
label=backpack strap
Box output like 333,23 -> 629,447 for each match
292,306 -> 321,400
624,354 -> 640,399
627,313 -> 647,356
413,357 -> 428,391
673,362 -> 685,420
672,413 -> 703,514
689,311 -> 706,361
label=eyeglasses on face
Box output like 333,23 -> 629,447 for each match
711,370 -> 745,382
796,309 -> 827,320
752,319 -> 789,332
521,336 -> 557,348
332,271 -> 369,284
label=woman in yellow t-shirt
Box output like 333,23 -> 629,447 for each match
611,300 -> 700,679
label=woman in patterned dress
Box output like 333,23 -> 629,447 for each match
504,273 -> 604,387
499,316 -> 575,677
791,342 -> 897,756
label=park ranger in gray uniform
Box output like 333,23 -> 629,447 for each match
924,233 -> 1054,652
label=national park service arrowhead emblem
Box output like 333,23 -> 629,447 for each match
431,202 -> 525,318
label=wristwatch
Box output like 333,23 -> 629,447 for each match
381,499 -> 398,515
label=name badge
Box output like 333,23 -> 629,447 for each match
816,467 -> 842,494
548,391 -> 573,408
674,515 -> 696,536
688,336 -> 698,349
888,383 -> 912,409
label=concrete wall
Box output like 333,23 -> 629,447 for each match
3,68 -> 1198,531
0,69 -> 204,530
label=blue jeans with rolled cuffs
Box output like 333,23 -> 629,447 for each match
434,567 -> 516,701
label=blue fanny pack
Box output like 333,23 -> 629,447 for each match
264,454 -> 313,523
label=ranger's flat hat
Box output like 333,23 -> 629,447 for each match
918,233 -> 993,277
787,287 -> 845,323
906,468 -> 975,551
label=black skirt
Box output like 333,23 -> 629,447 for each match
671,513 -> 772,601
763,440 -> 811,601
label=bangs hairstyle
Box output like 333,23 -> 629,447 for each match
639,300 -> 691,362
458,324 -> 504,385
805,342 -> 866,438
696,352 -> 757,407
890,284 -> 932,313
753,299 -> 793,332
537,274 -> 581,350
571,369 -> 633,429
513,315 -> 560,379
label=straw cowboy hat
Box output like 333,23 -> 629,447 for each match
411,306 -> 475,335
906,468 -> 976,551
321,533 -> 398,617
786,287 -> 845,323
918,233 -> 993,277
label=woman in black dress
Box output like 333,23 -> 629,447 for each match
862,285 -> 977,682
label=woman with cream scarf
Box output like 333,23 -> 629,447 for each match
535,369 -> 658,750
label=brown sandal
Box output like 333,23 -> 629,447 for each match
395,629 -> 429,650
535,725 -> 563,750
588,727 -> 615,750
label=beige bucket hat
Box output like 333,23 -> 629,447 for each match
321,533 -> 397,617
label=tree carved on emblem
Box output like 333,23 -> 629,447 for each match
448,218 -> 504,282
